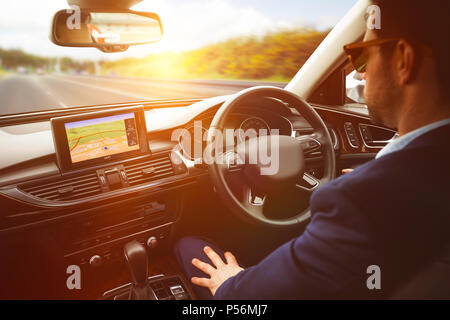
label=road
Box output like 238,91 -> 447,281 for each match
0,73 -> 286,115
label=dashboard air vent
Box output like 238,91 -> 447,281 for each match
18,154 -> 176,203
123,155 -> 175,187
20,171 -> 102,202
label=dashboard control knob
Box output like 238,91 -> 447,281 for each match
146,236 -> 158,249
89,254 -> 103,267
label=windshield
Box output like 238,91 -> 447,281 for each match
0,0 -> 356,116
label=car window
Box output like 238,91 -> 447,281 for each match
0,0 -> 357,116
346,70 -> 366,104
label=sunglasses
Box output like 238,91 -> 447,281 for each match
343,38 -> 400,73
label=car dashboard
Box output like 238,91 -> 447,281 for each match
0,95 -> 396,299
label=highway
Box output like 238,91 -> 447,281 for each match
0,73 -> 286,115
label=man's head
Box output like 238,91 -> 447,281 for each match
357,0 -> 450,130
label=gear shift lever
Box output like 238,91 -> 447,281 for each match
123,240 -> 155,300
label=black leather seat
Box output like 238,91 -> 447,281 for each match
390,245 -> 450,299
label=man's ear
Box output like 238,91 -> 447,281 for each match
395,39 -> 417,85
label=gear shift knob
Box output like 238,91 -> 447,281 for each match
124,240 -> 148,286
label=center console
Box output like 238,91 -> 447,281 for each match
62,194 -> 177,271
43,106 -> 194,299
103,274 -> 192,300
56,190 -> 194,299
101,240 -> 193,300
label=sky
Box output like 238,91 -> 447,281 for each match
0,0 -> 357,60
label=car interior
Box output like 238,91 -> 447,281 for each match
0,0 -> 405,299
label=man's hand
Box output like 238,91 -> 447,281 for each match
191,246 -> 244,296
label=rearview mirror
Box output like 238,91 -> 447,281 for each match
50,8 -> 163,52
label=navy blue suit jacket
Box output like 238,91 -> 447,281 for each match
214,123 -> 450,299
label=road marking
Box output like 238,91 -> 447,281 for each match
66,74 -> 234,97
59,101 -> 69,108
28,74 -> 68,108
50,75 -> 147,100
44,89 -> 68,108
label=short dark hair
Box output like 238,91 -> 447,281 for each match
371,0 -> 450,101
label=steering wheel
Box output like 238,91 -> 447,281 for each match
206,86 -> 336,227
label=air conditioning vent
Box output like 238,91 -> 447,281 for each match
19,171 -> 102,202
18,154 -> 176,203
124,155 -> 175,187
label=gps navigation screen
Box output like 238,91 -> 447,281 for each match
65,113 -> 140,163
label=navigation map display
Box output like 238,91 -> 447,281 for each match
64,113 -> 140,163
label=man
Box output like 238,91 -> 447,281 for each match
174,0 -> 450,299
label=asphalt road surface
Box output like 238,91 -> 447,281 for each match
0,73 -> 286,115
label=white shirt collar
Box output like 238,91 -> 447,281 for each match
376,118 -> 450,159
